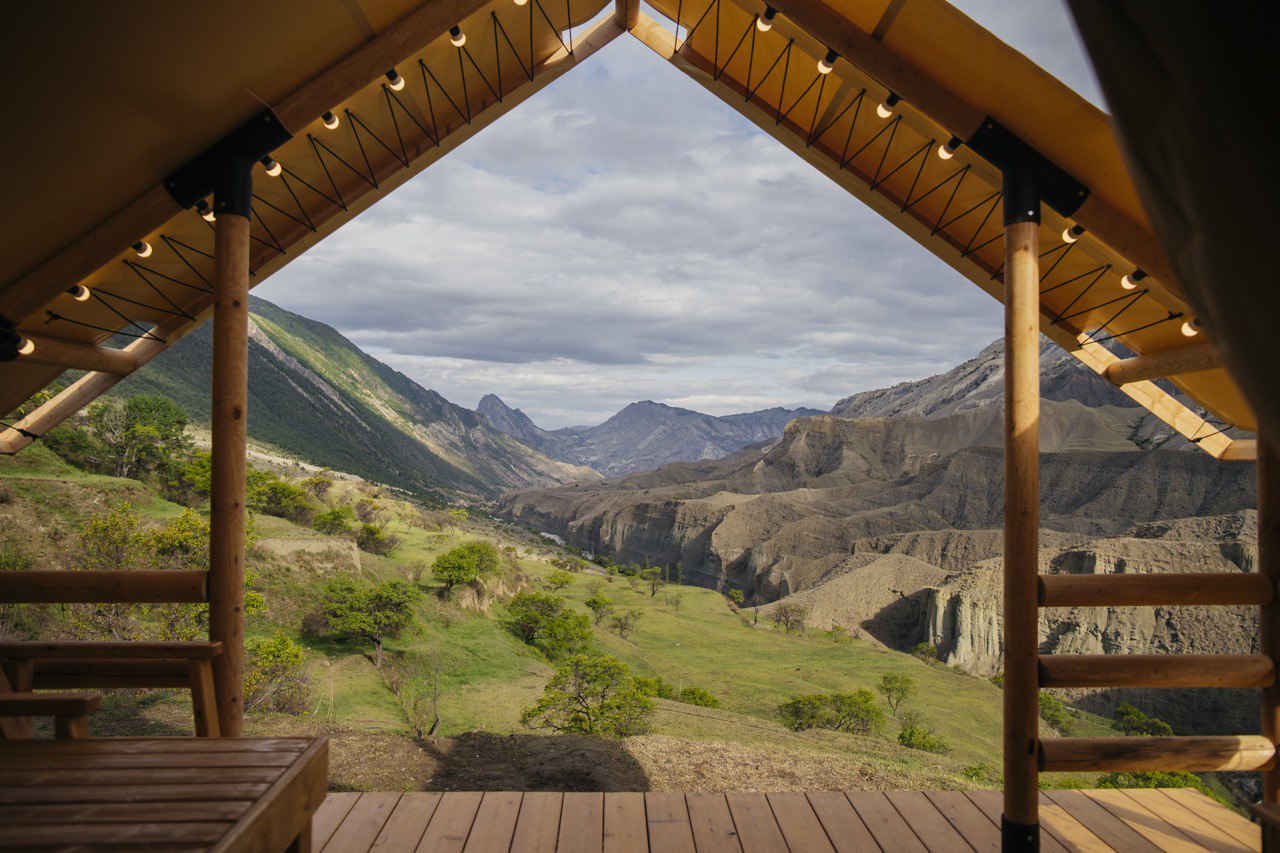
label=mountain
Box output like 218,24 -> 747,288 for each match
115,297 -> 597,500
478,396 -> 824,477
832,336 -> 1187,449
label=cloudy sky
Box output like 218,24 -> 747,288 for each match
256,0 -> 1103,428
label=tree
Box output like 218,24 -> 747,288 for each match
432,541 -> 500,591
897,711 -> 949,754
72,506 -> 143,640
245,632 -> 310,713
315,576 -> 419,668
877,672 -> 915,716
300,474 -> 334,500
771,601 -> 808,634
585,592 -> 614,626
778,695 -> 828,731
664,589 -> 685,615
313,505 -> 355,537
247,468 -> 315,523
546,570 -> 574,591
828,690 -> 884,734
354,498 -> 381,523
911,642 -> 938,662
1039,691 -> 1076,734
88,395 -> 191,480
640,567 -> 664,597
727,589 -> 745,608
356,522 -> 400,556
508,592 -> 566,642
520,655 -> 654,737
506,592 -> 591,658
609,608 -> 643,640
1112,701 -> 1173,736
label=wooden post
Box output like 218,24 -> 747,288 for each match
1002,160 -> 1040,850
1262,435 -> 1280,801
209,156 -> 253,737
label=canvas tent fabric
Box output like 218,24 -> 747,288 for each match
0,0 -> 1258,460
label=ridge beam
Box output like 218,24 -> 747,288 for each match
1104,341 -> 1223,385
16,334 -> 140,375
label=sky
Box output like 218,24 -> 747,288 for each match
255,0 -> 1103,429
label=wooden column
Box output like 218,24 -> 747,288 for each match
209,157 -> 253,737
1262,435 -> 1280,801
1002,162 -> 1041,849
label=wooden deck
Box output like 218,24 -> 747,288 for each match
311,788 -> 1259,852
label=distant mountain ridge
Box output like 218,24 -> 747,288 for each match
115,297 -> 596,500
477,395 -> 824,477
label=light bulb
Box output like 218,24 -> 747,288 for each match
938,136 -> 961,160
197,200 -> 216,222
1181,319 -> 1201,337
1062,225 -> 1085,243
757,6 -> 776,31
876,93 -> 900,119
450,26 -> 466,47
386,69 -> 405,91
260,156 -> 282,177
515,0 -> 528,5
17,337 -> 34,356
1120,269 -> 1146,290
322,111 -> 340,130
133,240 -> 152,258
817,49 -> 837,75
67,284 -> 90,302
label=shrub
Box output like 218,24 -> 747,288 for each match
1039,691 -> 1076,734
313,505 -> 355,536
356,522 -> 400,556
898,711 -> 949,754
609,607 -> 643,640
778,695 -> 829,731
771,601 -> 807,634
247,469 -> 314,523
1097,771 -> 1221,802
546,570 -> 574,591
508,592 -> 566,642
727,589 -> 745,608
1112,701 -> 1173,736
633,675 -> 676,699
433,541 -> 501,591
678,686 -> 720,708
300,475 -> 334,499
962,764 -> 1001,785
828,690 -> 884,734
311,576 -> 420,668
911,642 -> 939,662
877,673 -> 915,716
506,592 -> 591,659
245,631 -> 310,713
585,592 -> 614,626
520,655 -> 654,737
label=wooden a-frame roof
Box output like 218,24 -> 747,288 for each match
0,0 -> 1257,460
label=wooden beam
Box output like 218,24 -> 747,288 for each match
15,334 -> 139,375
1040,736 -> 1275,773
1103,341 -> 1223,385
614,0 -> 640,30
1222,439 -> 1258,462
1262,436 -> 1280,802
1003,217 -> 1040,833
0,571 -> 207,604
209,204 -> 251,738
1039,653 -> 1275,689
1038,572 -> 1273,608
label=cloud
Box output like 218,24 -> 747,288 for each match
257,2 -> 1093,428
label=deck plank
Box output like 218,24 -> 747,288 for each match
463,791 -> 524,853
1083,788 -> 1202,852
0,782 -> 269,804
767,792 -> 835,852
1121,789 -> 1251,852
686,792 -> 743,853
323,793 -> 402,853
806,791 -> 878,853
1042,790 -> 1161,853
1039,794 -> 1114,852
511,792 -> 564,853
886,790 -> 973,853
643,792 -> 695,852
726,792 -> 788,853
603,791 -> 648,853
313,792 -> 361,851
417,791 -> 484,853
557,792 -> 604,853
846,792 -> 927,852
923,791 -> 999,853
0,800 -> 249,824
1159,789 -> 1259,849
370,792 -> 442,852
960,792 -> 1070,853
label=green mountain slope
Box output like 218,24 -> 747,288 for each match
114,297 -> 595,500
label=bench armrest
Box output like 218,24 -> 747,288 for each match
0,692 -> 104,717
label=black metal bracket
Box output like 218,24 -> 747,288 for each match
0,316 -> 20,362
164,109 -> 291,210
967,117 -> 1088,220
1001,816 -> 1040,852
1002,154 -> 1040,226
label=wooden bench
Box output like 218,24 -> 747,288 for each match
0,736 -> 328,851
0,668 -> 103,740
1254,802 -> 1280,852
1,640 -> 222,736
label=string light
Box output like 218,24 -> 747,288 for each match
385,69 -> 405,91
322,111 -> 340,130
1062,224 -> 1085,243
876,93 -> 901,119
1120,269 -> 1147,290
67,285 -> 90,302
514,0 -> 528,5
196,199 -> 216,222
1182,318 -> 1202,337
938,136 -> 962,160
17,337 -> 34,356
450,26 -> 466,47
757,6 -> 776,31
259,156 -> 282,177
132,240 -> 152,258
817,49 -> 838,75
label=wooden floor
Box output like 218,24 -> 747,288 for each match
311,788 -> 1259,852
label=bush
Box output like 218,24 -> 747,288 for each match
506,592 -> 592,659
828,690 -> 884,734
962,764 -> 1001,785
1039,691 -> 1076,734
1112,701 -> 1173,736
585,592 -> 614,626
433,541 -> 501,590
245,632 -> 310,713
911,642 -> 938,662
633,675 -> 676,699
897,711 -> 949,754
609,607 -> 643,640
356,522 -> 400,556
678,686 -> 720,708
779,695 -> 829,731
247,468 -> 314,523
546,570 -> 574,591
521,655 -> 654,737
1097,771 -> 1220,801
313,505 -> 355,537
508,592 -> 566,642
